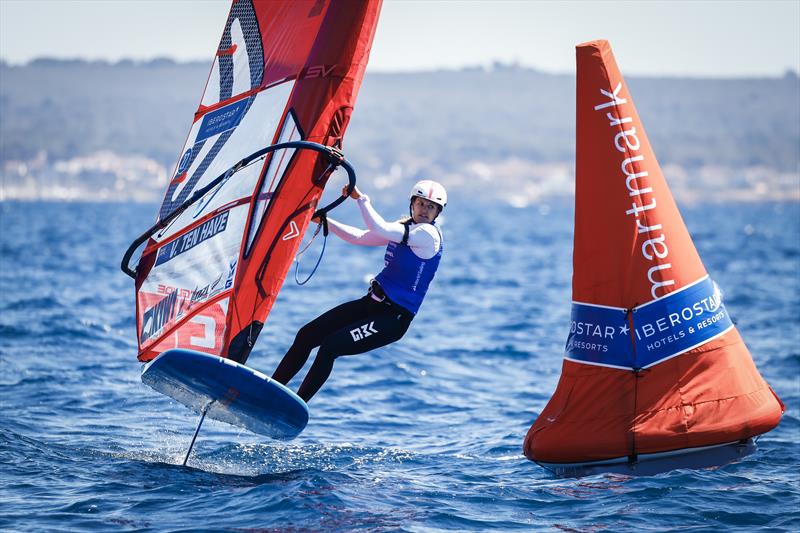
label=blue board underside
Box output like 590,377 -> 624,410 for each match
538,438 -> 756,478
566,277 -> 734,368
142,349 -> 308,440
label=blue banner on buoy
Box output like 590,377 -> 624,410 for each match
566,277 -> 734,369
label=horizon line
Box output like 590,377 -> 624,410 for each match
1,55 -> 797,81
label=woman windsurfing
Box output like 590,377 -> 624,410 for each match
272,180 -> 446,402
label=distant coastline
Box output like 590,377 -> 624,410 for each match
2,58 -> 798,204
2,56 -> 798,79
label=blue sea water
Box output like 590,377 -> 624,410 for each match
1,199 -> 798,532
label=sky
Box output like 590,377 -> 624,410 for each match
0,0 -> 798,77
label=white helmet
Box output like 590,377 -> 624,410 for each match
410,180 -> 447,208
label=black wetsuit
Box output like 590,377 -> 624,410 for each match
272,287 -> 413,402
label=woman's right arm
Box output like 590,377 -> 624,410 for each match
327,218 -> 390,246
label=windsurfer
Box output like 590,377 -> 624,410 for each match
272,180 -> 446,402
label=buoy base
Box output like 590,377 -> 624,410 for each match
536,438 -> 756,478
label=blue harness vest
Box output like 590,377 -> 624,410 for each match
375,222 -> 443,314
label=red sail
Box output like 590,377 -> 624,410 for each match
133,1 -> 382,363
523,40 -> 783,467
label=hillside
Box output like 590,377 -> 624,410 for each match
1,59 -> 798,203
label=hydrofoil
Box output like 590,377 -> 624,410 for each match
142,349 -> 308,465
